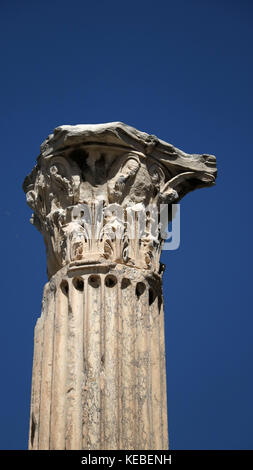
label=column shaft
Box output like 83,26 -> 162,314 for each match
28,265 -> 168,450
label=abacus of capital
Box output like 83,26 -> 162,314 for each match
23,122 -> 217,450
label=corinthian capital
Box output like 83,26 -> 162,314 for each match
23,122 -> 217,278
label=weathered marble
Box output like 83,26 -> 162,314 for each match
24,122 -> 217,450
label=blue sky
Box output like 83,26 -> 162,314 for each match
0,0 -> 252,449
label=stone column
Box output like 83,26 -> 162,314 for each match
23,122 -> 217,450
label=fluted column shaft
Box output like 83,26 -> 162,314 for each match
28,264 -> 168,450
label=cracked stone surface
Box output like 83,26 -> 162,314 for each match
24,122 -> 217,450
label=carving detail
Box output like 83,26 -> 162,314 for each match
23,122 -> 217,277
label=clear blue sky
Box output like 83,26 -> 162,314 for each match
0,0 -> 252,450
